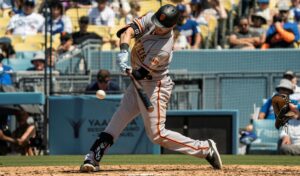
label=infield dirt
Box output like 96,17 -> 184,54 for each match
1,165 -> 300,176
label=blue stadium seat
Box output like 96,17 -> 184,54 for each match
248,119 -> 279,154
55,57 -> 81,74
2,58 -> 32,71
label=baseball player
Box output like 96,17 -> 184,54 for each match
80,4 -> 222,172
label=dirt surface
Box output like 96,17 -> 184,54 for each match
1,165 -> 300,176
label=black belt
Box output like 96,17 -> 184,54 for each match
144,74 -> 170,80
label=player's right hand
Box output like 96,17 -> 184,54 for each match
119,62 -> 132,74
117,50 -> 131,74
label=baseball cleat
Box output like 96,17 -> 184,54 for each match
206,139 -> 222,170
80,160 -> 100,172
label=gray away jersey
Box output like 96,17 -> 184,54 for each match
130,12 -> 174,79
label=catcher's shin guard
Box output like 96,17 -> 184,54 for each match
90,132 -> 114,162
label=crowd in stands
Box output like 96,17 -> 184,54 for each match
0,0 -> 298,58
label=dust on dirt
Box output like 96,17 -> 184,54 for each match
1,165 -> 300,176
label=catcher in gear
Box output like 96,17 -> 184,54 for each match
272,79 -> 299,129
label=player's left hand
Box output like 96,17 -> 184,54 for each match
117,50 -> 129,64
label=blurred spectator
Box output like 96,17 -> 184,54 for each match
72,16 -> 103,45
46,1 -> 72,35
190,0 -> 208,25
0,110 -> 38,156
12,110 -> 36,156
6,0 -> 44,36
289,0 -> 300,25
27,52 -> 45,71
57,32 -> 76,55
253,0 -> 276,25
110,0 -> 131,19
229,16 -> 262,49
0,116 -> 16,155
249,11 -> 267,44
278,117 -> 300,155
0,37 -> 16,59
10,0 -> 24,16
239,124 -> 257,154
258,79 -> 295,120
0,53 -> 13,86
241,0 -> 256,17
0,0 -> 12,10
173,28 -> 190,50
88,0 -> 115,26
172,0 -> 192,14
39,0 -> 73,12
262,2 -> 300,49
73,0 -> 94,8
85,69 -> 120,94
176,4 -> 201,49
60,0 -> 73,10
0,0 -> 13,17
283,70 -> 300,102
46,47 -> 57,69
125,0 -> 140,24
202,0 -> 227,20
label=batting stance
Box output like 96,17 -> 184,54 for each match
80,4 -> 222,172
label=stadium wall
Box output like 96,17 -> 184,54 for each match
7,49 -> 300,128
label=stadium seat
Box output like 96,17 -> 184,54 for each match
2,58 -> 32,71
24,34 -> 50,45
248,119 -> 279,154
221,0 -> 233,12
109,25 -> 123,40
0,17 -> 10,30
51,34 -> 61,49
162,0 -> 176,6
101,42 -> 112,51
1,9 -> 11,18
116,17 -> 126,26
139,0 -> 160,15
199,14 -> 218,48
55,57 -> 82,74
199,24 -> 209,48
66,8 -> 89,31
66,8 -> 89,19
220,0 -> 240,12
14,42 -> 42,52
7,35 -> 24,45
71,19 -> 80,31
0,28 -> 6,36
87,25 -> 111,40
207,15 -> 218,33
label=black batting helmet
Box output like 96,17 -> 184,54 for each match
151,4 -> 180,28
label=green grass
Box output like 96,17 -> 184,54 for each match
0,155 -> 300,167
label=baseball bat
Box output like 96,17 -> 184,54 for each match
126,70 -> 154,112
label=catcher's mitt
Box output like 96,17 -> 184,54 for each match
272,94 -> 296,129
